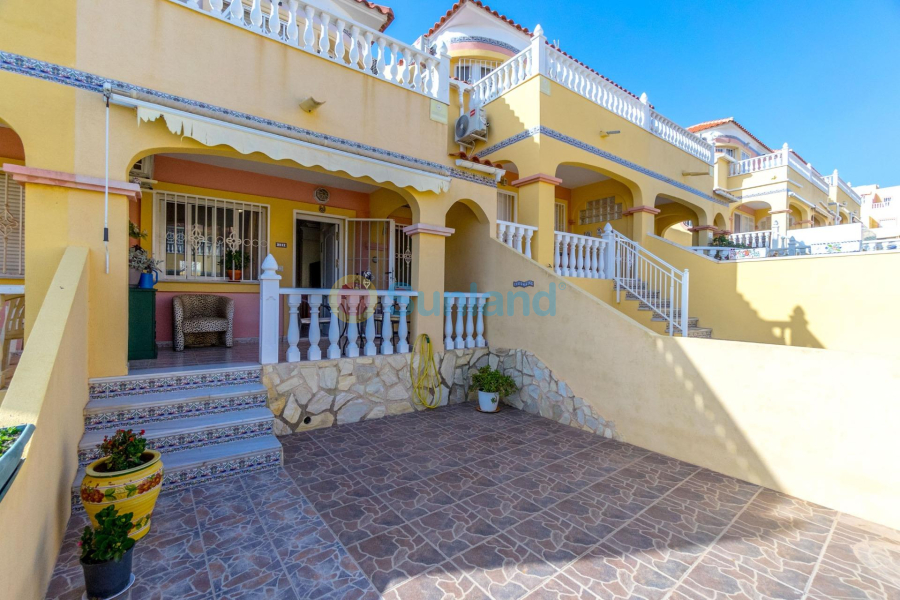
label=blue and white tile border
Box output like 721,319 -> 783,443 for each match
0,51 -> 496,189
476,125 -> 727,206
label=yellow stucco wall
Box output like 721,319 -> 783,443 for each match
646,235 -> 900,353
0,247 -> 89,600
447,207 -> 900,530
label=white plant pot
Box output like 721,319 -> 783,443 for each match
477,390 -> 499,412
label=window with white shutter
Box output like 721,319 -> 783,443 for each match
0,170 -> 25,278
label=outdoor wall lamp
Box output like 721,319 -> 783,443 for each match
299,96 -> 326,113
599,130 -> 621,138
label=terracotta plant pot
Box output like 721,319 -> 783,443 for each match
477,391 -> 500,413
81,546 -> 134,600
80,451 -> 163,541
227,269 -> 242,282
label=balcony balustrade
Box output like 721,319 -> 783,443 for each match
496,220 -> 536,259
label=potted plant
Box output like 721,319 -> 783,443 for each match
0,424 -> 35,496
128,247 -> 162,289
470,366 -> 518,413
80,429 -> 163,541
223,248 -> 249,282
79,505 -> 136,599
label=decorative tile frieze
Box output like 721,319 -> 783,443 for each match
448,35 -> 521,54
476,126 -> 725,206
83,391 -> 269,430
78,421 -> 273,465
89,367 -> 262,400
0,51 -> 497,191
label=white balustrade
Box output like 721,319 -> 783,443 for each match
468,28 -> 712,164
609,227 -> 690,337
650,111 -> 714,164
259,255 -> 416,364
496,220 -> 536,259
553,231 -> 610,279
443,293 -> 489,350
729,152 -> 785,176
728,231 -> 772,249
174,0 -> 448,101
690,247 -> 732,260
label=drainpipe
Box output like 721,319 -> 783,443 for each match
103,83 -> 111,275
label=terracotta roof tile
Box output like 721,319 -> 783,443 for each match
353,0 -> 394,32
426,0 -> 531,38
425,1 -> 642,103
688,117 -> 772,153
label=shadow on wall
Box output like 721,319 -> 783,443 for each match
443,204 -> 900,530
646,236 -> 826,350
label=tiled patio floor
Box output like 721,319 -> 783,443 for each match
47,404 -> 900,599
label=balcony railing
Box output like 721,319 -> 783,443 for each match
444,293 -> 489,351
496,220 -> 537,259
468,28 -> 714,164
729,144 -> 840,197
553,231 -> 611,279
170,0 -> 448,101
821,172 -> 862,204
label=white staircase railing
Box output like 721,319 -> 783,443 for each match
553,231 -> 610,279
497,220 -> 537,259
610,228 -> 689,337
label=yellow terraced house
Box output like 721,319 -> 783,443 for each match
1,1 -> 898,598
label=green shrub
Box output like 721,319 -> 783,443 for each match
98,429 -> 147,472
79,506 -> 136,564
470,366 -> 518,398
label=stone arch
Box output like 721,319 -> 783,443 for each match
713,213 -> 727,232
552,162 -> 638,237
788,201 -> 810,230
654,193 -> 707,245
444,199 -> 490,293
729,200 -> 773,233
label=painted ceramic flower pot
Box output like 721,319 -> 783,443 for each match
80,450 -> 163,541
0,424 -> 35,497
81,546 -> 134,600
477,391 -> 500,413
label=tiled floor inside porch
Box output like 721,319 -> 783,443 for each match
47,404 -> 899,599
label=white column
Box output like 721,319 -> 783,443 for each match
569,234 -> 578,277
327,291 -> 341,359
346,295 -> 361,358
601,224 -> 616,280
334,19 -> 346,63
596,240 -> 606,279
397,295 -> 410,353
286,294 -> 302,363
498,221 -> 509,246
475,296 -> 486,348
258,255 -> 281,365
308,294 -> 322,361
514,225 -> 524,254
454,297 -> 465,349
444,296 -> 455,350
318,13 -> 332,56
364,297 -> 377,356
381,294 -> 395,355
301,5 -> 316,52
465,296 -> 476,348
575,237 -> 585,278
560,235 -> 569,276
524,229 -> 534,259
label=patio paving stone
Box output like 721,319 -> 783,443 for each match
45,403 -> 900,599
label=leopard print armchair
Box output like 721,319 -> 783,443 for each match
173,295 -> 234,351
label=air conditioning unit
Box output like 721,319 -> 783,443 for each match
454,108 -> 487,144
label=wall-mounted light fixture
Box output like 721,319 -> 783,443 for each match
599,130 -> 621,138
299,96 -> 326,113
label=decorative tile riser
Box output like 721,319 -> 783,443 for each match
78,423 -> 274,466
89,369 -> 262,400
70,450 -> 283,510
84,393 -> 268,431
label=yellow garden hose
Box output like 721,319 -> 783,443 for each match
410,334 -> 442,409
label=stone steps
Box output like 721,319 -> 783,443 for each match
75,365 -> 281,508
77,407 -> 274,467
619,279 -> 713,339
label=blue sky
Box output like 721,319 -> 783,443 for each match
384,0 -> 900,187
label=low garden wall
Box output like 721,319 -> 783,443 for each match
262,348 -> 616,439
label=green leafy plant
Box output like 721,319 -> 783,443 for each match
0,425 -> 22,457
79,505 -> 136,564
128,246 -> 162,274
709,235 -> 750,249
128,221 -> 148,241
223,248 -> 249,270
470,366 -> 518,398
98,429 -> 147,472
